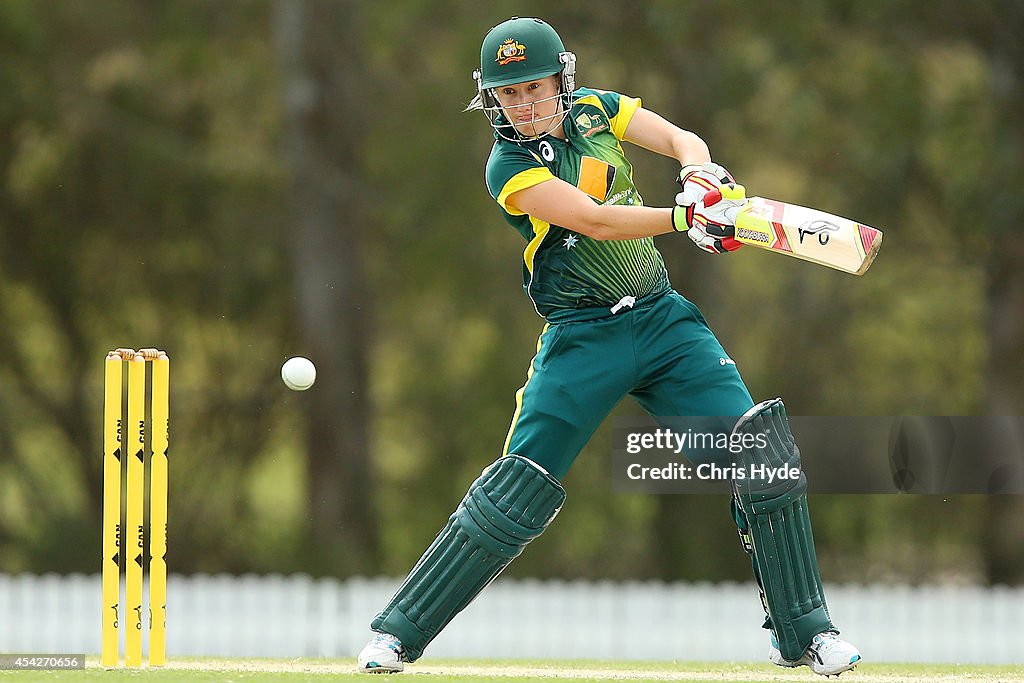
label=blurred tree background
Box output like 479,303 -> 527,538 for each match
0,0 -> 1021,585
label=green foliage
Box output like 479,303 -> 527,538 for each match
0,0 -> 1021,583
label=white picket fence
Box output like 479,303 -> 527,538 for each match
0,574 -> 1021,664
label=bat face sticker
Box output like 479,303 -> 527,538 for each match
798,219 -> 841,246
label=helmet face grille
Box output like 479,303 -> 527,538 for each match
480,89 -> 571,142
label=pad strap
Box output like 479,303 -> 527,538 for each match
732,399 -> 833,661
371,455 -> 565,661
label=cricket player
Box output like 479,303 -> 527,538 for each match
358,17 -> 861,676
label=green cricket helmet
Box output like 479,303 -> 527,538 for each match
471,17 -> 576,140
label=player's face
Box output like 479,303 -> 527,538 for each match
494,75 -> 563,138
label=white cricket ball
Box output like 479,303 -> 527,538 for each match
281,356 -> 316,391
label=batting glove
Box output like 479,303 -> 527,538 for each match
675,162 -> 735,209
674,184 -> 747,255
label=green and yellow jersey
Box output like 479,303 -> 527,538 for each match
485,87 -> 670,320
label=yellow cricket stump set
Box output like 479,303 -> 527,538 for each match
101,348 -> 169,668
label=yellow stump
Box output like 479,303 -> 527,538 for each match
101,353 -> 123,668
102,348 -> 170,667
148,352 -> 169,666
124,353 -> 146,667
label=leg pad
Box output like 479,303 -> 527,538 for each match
371,455 -> 565,661
732,399 -> 833,660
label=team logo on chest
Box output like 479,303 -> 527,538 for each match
574,111 -> 608,137
496,38 -> 527,65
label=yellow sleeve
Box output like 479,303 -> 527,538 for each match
496,167 -> 556,215
610,95 -> 642,140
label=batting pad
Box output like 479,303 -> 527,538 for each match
732,399 -> 834,661
371,454 -> 565,661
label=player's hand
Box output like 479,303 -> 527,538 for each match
677,184 -> 747,255
671,161 -> 739,242
696,183 -> 747,228
686,219 -> 741,254
675,162 -> 735,208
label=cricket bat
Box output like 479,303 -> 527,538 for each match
732,196 -> 883,275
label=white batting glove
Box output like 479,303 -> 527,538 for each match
675,162 -> 735,208
694,183 -> 747,227
680,184 -> 747,255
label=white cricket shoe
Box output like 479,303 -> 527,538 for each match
769,629 -> 862,676
357,632 -> 406,673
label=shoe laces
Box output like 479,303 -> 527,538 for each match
373,634 -> 404,656
809,629 -> 841,650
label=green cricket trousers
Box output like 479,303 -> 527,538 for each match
503,288 -> 754,479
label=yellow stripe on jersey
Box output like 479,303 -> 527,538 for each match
573,94 -> 607,117
578,156 -> 614,202
522,214 -> 551,274
496,166 -> 556,215
502,323 -> 549,456
610,95 -> 641,139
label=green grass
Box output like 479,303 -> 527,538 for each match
1,658 -> 1022,683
